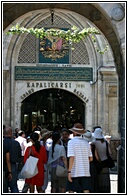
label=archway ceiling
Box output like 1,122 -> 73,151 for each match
3,3 -> 122,75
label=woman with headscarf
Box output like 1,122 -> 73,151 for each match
24,132 -> 47,193
48,132 -> 67,193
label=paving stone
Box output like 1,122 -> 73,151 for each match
17,174 -> 118,193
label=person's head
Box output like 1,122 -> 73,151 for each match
93,128 -> 105,142
41,129 -> 52,141
30,132 -> 40,152
33,125 -> 42,132
61,128 -> 70,141
33,126 -> 42,139
93,126 -> 101,133
15,128 -> 19,133
30,132 -> 39,142
69,123 -> 86,136
104,134 -> 111,143
3,127 -> 13,137
18,130 -> 25,137
52,132 -> 61,143
82,131 -> 95,143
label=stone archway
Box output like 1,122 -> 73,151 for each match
3,3 -> 124,73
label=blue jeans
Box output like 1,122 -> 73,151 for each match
8,164 -> 19,193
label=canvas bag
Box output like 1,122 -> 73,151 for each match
56,158 -> 68,177
56,164 -> 68,177
21,147 -> 39,178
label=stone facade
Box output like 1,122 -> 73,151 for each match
3,3 -> 125,192
3,8 -> 119,138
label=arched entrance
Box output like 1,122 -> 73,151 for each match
21,89 -> 85,135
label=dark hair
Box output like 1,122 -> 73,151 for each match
18,130 -> 25,136
93,126 -> 101,130
61,128 -> 69,134
30,132 -> 41,152
96,138 -> 105,143
33,126 -> 42,132
52,132 -> 61,158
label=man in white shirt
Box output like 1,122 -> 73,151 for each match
67,123 -> 93,193
15,130 -> 27,175
15,130 -> 27,156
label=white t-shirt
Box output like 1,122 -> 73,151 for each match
67,136 -> 92,177
15,136 -> 27,156
24,141 -> 32,153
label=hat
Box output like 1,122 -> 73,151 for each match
69,123 -> 86,135
34,131 -> 40,135
41,128 -> 52,138
82,132 -> 95,142
40,128 -> 48,135
18,130 -> 25,136
105,134 -> 111,139
93,128 -> 104,139
42,131 -> 53,138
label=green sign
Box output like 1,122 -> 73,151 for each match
15,66 -> 93,81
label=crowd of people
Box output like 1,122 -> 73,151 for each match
3,123 -> 113,193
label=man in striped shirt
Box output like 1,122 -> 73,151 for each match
67,123 -> 93,193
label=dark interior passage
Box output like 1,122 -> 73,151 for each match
21,89 -> 85,135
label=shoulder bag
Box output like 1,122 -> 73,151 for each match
102,141 -> 115,168
56,158 -> 68,177
21,147 -> 39,178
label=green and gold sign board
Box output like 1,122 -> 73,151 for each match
15,66 -> 93,81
